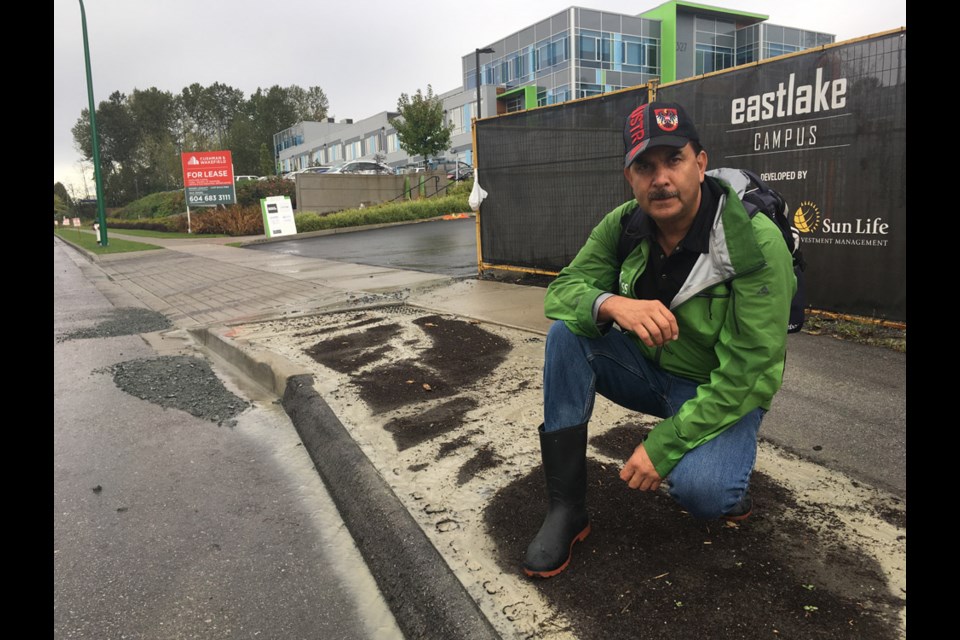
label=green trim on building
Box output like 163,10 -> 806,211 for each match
640,0 -> 769,83
641,3 -> 678,83
672,1 -> 766,21
497,85 -> 538,110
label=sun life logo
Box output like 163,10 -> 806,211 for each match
793,200 -> 821,234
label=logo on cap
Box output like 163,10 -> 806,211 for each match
628,105 -> 646,146
654,108 -> 679,132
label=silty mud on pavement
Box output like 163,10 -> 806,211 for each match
60,307 -> 250,427
102,356 -> 250,428
56,307 -> 173,342
230,306 -> 907,639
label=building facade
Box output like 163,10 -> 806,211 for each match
274,112 -> 405,175
274,1 -> 834,174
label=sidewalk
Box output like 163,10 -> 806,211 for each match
55,229 -> 906,639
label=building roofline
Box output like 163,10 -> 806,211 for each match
643,0 -> 767,21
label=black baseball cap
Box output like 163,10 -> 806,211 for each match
623,101 -> 700,168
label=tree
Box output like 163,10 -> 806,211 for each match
71,91 -> 139,170
54,182 -> 74,213
287,85 -> 330,122
389,85 -> 453,166
54,194 -> 70,222
69,80 -> 329,204
259,143 -> 276,176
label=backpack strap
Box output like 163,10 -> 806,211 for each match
616,204 -> 644,266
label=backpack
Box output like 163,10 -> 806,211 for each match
616,168 -> 807,333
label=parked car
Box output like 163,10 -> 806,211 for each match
446,162 -> 473,181
283,166 -> 333,181
235,175 -> 260,182
326,160 -> 396,175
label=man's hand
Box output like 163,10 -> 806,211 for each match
598,296 -> 679,347
619,443 -> 662,491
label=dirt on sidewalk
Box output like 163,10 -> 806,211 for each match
231,305 -> 905,639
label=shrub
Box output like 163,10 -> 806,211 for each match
235,177 -> 296,208
192,206 -> 264,236
446,178 -> 474,198
116,190 -> 185,219
295,194 -> 470,233
101,215 -> 187,233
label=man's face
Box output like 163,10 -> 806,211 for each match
623,143 -> 707,230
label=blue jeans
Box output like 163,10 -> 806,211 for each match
543,321 -> 764,519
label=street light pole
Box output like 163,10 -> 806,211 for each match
475,47 -> 495,120
79,0 -> 108,247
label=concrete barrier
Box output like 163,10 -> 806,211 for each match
297,171 -> 451,214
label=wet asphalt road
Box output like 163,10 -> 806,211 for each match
54,240 -> 401,639
247,217 -> 479,277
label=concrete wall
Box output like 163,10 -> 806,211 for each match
295,172 -> 452,214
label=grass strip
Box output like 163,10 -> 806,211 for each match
102,228 -> 227,239
54,227 -> 164,254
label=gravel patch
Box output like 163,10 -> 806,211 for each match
103,355 -> 249,427
57,307 -> 172,342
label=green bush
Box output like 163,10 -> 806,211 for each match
116,190 -> 185,219
112,179 -> 295,221
295,194 -> 470,233
192,206 -> 264,236
102,215 -> 186,233
446,178 -> 474,198
235,177 -> 296,208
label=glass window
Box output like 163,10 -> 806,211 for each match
504,95 -> 524,113
601,34 -> 613,63
578,30 -> 599,61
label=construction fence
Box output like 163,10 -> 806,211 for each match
474,29 -> 906,321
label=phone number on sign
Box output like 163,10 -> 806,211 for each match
189,194 -> 233,204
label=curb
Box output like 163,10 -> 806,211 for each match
283,376 -> 501,640
194,326 -> 501,640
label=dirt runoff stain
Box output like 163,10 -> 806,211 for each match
457,445 -> 502,485
485,462 -> 903,640
105,355 -> 249,427
590,422 -> 653,460
311,314 -> 512,414
57,307 -> 172,342
305,322 -> 401,374
384,397 -> 478,452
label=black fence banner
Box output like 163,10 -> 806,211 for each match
475,89 -> 643,273
660,30 -> 905,320
476,29 -> 905,321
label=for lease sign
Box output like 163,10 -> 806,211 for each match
181,151 -> 234,187
182,151 -> 236,207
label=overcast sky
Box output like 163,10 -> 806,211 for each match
53,0 -> 906,193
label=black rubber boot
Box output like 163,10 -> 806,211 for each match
522,423 -> 591,578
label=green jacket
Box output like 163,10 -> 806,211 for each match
544,170 -> 797,477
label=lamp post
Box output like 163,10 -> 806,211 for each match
475,47 -> 495,119
79,0 -> 108,247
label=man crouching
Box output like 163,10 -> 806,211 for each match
523,102 -> 796,578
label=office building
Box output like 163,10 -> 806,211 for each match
275,1 -> 834,173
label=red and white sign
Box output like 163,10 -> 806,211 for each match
181,151 -> 234,187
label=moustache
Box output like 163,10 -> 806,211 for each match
648,189 -> 679,201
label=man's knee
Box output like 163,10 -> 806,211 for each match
545,321 -> 583,359
668,478 -> 743,520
